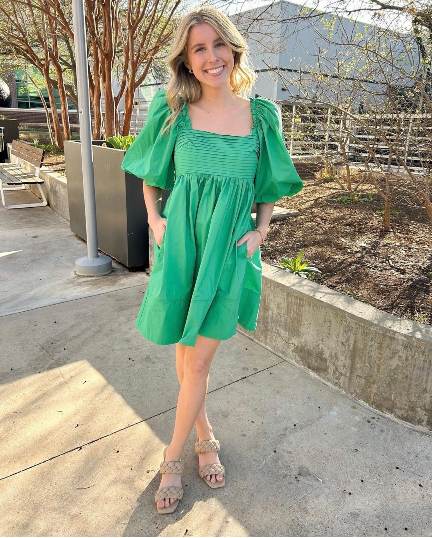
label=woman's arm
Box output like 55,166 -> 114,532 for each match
144,184 -> 162,223
238,201 -> 274,255
144,184 -> 166,246
255,202 -> 274,241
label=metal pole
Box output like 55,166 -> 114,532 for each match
72,0 -> 111,276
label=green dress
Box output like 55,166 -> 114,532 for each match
121,89 -> 303,346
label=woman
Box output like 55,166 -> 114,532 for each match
121,4 -> 303,514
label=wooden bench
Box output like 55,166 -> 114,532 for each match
0,140 -> 47,209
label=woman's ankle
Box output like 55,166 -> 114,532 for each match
165,443 -> 184,461
195,423 -> 214,440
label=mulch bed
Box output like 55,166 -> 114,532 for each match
42,154 -> 65,169
37,148 -> 432,325
261,179 -> 432,326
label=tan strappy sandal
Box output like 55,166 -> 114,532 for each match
154,447 -> 184,514
194,438 -> 225,489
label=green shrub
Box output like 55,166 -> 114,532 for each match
32,141 -> 64,156
106,135 -> 136,150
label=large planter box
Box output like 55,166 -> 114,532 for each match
64,141 -> 151,270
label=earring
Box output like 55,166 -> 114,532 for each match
189,68 -> 193,74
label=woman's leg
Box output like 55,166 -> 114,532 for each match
175,343 -> 213,439
156,335 -> 221,510
175,342 -> 224,486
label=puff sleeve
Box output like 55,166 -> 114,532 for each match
121,89 -> 177,190
254,97 -> 303,203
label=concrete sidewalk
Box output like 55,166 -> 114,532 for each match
1,190 -> 431,537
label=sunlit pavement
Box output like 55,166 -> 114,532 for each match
1,192 -> 431,536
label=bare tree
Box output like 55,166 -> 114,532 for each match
0,0 -> 75,147
257,1 -> 432,230
0,0 -> 182,144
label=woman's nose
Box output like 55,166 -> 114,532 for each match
206,46 -> 219,62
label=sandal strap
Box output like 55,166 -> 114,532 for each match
154,485 -> 183,502
199,462 -> 225,478
194,438 -> 220,454
160,459 -> 184,474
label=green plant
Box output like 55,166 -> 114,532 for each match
315,163 -> 336,183
336,192 -> 375,204
33,142 -> 63,155
414,311 -> 428,325
280,251 -> 322,279
106,135 -> 136,150
336,194 -> 355,204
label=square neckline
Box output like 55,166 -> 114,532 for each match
184,97 -> 256,138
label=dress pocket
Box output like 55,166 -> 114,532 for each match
151,231 -> 165,275
235,240 -> 249,284
236,240 -> 248,258
154,234 -> 165,251
154,215 -> 168,252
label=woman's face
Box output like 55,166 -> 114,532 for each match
185,22 -> 234,89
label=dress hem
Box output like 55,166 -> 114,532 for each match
135,321 -> 257,347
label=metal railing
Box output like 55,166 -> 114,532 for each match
281,103 -> 432,174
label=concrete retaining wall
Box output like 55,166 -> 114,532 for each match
240,264 -> 432,430
35,169 -> 69,221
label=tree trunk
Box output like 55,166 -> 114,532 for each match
90,45 -> 102,139
47,10 -> 71,141
103,58 -> 115,137
43,67 -> 64,149
121,84 -> 135,135
52,59 -> 71,141
382,177 -> 391,232
28,72 -> 54,145
424,196 -> 432,222
345,163 -> 352,192
101,0 -> 115,137
418,177 -> 432,222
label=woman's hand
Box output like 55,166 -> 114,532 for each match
237,230 -> 263,258
148,215 -> 167,247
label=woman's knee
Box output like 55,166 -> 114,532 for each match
184,355 -> 210,377
183,335 -> 220,376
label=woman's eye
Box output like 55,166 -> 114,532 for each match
195,42 -> 225,52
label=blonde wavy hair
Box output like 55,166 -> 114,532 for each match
161,3 -> 257,134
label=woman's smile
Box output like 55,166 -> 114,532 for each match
204,65 -> 225,76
